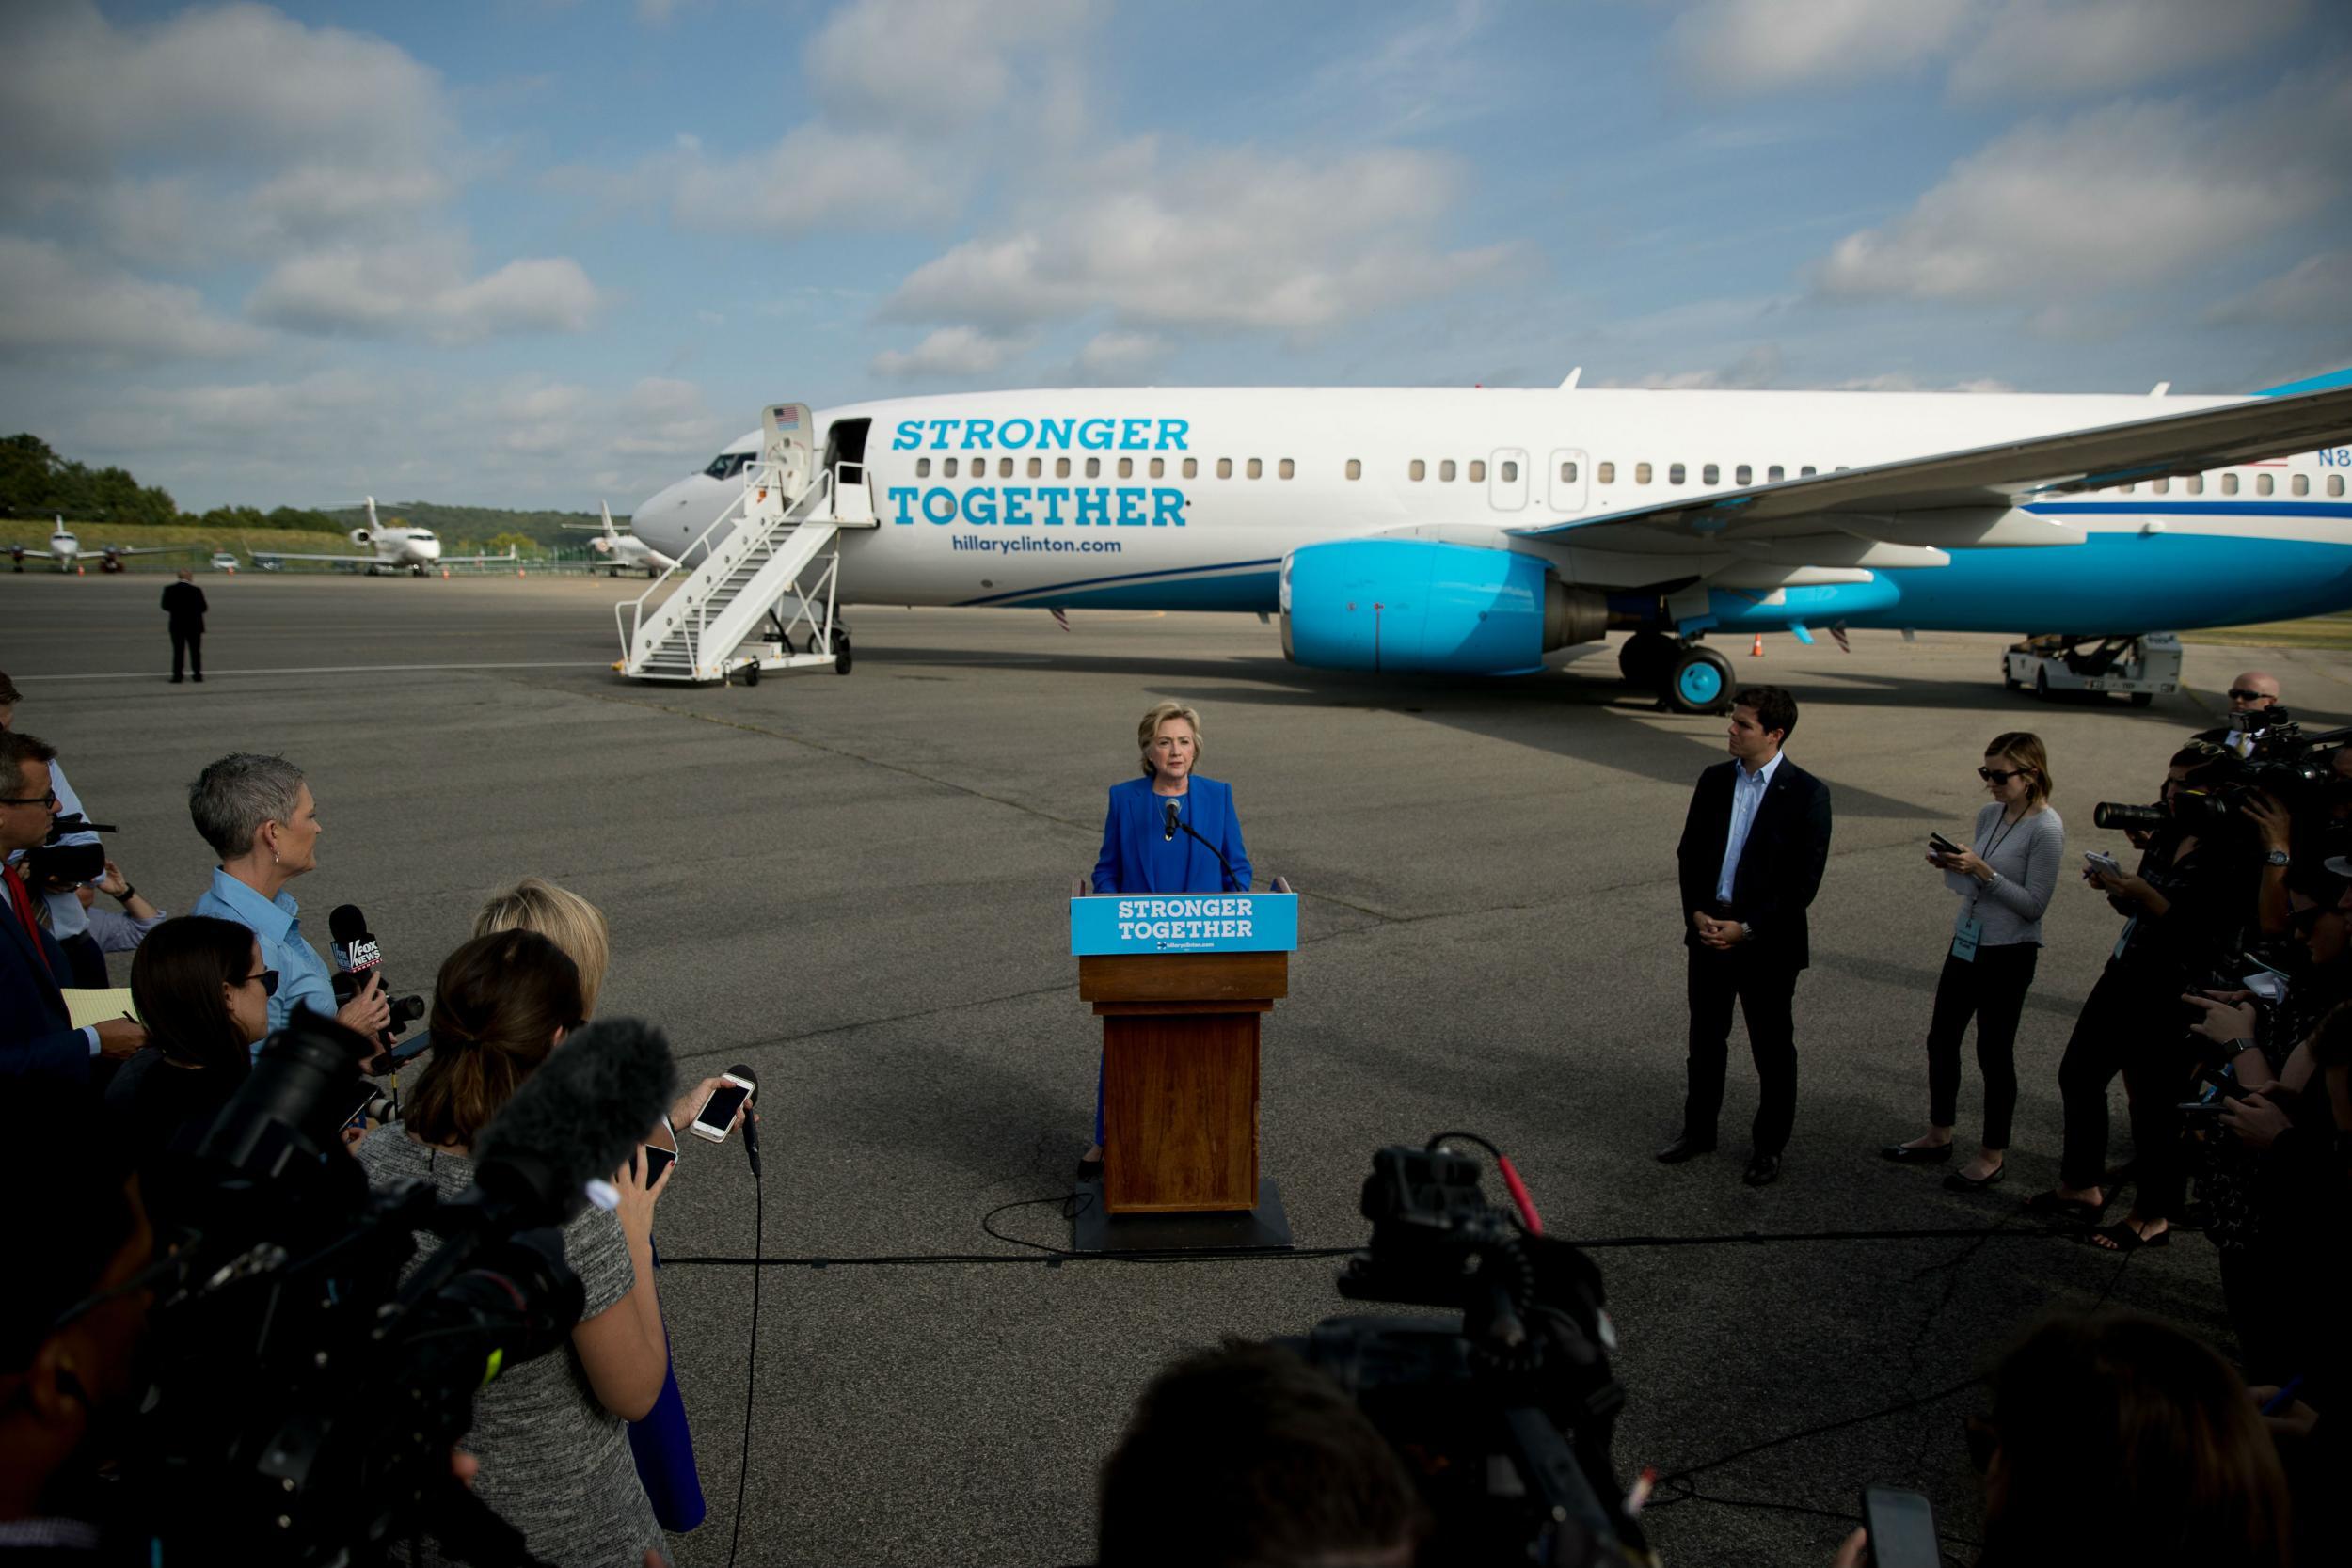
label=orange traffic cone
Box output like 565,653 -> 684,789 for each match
1750,632 -> 1764,657
440,567 -> 450,579
75,564 -> 85,577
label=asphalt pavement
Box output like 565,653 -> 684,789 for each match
8,571 -> 2344,1567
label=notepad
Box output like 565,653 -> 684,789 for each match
61,988 -> 140,1030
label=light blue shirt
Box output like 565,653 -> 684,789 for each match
1715,752 -> 1784,904
2,760 -> 100,941
190,866 -> 336,1038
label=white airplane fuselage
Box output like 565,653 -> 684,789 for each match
628,387 -> 2352,637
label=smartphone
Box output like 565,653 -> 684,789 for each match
690,1073 -> 755,1144
2084,850 -> 2123,878
641,1119 -> 679,1183
2243,969 -> 2288,1005
1928,832 -> 1963,857
1860,1486 -> 1940,1568
2179,1100 -> 2225,1119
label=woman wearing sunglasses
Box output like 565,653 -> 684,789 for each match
1882,734 -> 2063,1189
104,915 -> 277,1217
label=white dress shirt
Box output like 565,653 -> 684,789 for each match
1715,751 -> 1784,905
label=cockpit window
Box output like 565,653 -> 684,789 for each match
413,531 -> 437,541
704,451 -> 755,480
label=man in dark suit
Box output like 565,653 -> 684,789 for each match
161,567 -> 208,684
1,729 -> 144,1082
1659,685 -> 1833,1186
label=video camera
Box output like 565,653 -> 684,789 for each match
2092,708 -> 2352,835
125,1010 -> 675,1567
20,809 -> 110,887
1279,1141 -> 1649,1568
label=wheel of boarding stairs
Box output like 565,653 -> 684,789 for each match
832,628 -> 852,675
742,660 -> 760,687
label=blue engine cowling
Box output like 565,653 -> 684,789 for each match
1279,539 -> 1604,674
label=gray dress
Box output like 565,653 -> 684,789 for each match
358,1126 -> 666,1568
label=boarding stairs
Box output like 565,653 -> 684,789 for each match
615,403 -> 879,685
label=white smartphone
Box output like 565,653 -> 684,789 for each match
2084,850 -> 2123,878
642,1117 -> 680,1182
689,1073 -> 755,1144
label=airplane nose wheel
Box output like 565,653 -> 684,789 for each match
1661,643 -> 1734,714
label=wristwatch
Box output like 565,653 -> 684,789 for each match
1740,922 -> 1753,941
2265,849 -> 2290,868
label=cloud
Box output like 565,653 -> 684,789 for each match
246,242 -> 601,343
883,142 -> 1520,335
1947,0 -> 2309,99
1813,75 -> 2351,303
664,124 -> 959,236
1611,343 -> 1788,390
806,0 -> 1096,134
1068,330 -> 1170,383
2205,250 -> 2352,326
871,326 -> 1035,379
1670,0 -> 1976,92
0,237 -> 264,362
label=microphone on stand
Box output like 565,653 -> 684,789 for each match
1176,817 -> 1244,891
726,1063 -> 762,1180
1163,800 -> 1180,841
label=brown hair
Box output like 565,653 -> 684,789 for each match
129,915 -> 262,1074
1733,685 -> 1798,742
1978,1310 -> 2288,1568
0,669 -> 22,708
474,878 -> 612,1017
1984,731 -> 2054,801
1136,701 -> 1204,777
402,929 -> 584,1148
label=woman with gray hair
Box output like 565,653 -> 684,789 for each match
187,752 -> 389,1040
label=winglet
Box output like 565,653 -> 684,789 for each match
2257,366 -> 2352,397
1559,367 -> 1582,390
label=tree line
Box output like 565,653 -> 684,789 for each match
1,434 -> 346,532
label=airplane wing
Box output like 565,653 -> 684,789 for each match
106,543 -> 207,558
1512,383 -> 2352,574
438,547 -> 519,565
246,548 -> 381,564
6,546 -> 57,558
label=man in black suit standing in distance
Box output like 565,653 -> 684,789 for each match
1658,685 -> 1833,1186
161,567 -> 207,684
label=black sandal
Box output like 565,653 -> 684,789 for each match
2089,1220 -> 2169,1252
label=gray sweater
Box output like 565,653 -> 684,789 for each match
1943,801 -> 2065,947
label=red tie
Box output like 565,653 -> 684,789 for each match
3,865 -> 51,977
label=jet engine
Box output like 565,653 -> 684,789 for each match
1279,538 -> 1607,674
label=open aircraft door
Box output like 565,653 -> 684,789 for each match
1548,448 -> 1590,513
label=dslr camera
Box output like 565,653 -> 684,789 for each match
2093,708 -> 2352,835
20,810 -> 108,888
1279,1141 -> 1650,1567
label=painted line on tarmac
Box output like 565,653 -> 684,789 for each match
15,660 -> 608,680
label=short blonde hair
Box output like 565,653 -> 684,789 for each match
1136,701 -> 1203,777
1985,731 -> 2054,802
474,877 -> 612,1017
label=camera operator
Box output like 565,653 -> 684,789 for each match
1097,1340 -> 1430,1568
185,753 -> 389,1046
0,672 -> 110,990
354,930 -> 669,1568
2030,745 -> 2262,1248
2193,670 -> 2284,755
1,729 -> 145,1083
0,1081 -> 153,1561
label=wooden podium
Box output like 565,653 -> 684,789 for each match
1071,892 -> 1297,1253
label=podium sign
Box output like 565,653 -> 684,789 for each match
1069,892 -> 1298,957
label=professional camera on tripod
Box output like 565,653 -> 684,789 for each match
123,1011 -> 675,1567
1279,1136 -> 1652,1568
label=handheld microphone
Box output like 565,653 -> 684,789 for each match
1163,800 -> 1179,841
726,1063 -> 762,1180
474,1018 -> 677,1229
328,903 -> 384,996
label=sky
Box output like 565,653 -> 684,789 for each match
0,0 -> 2345,514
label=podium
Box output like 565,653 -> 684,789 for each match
1070,890 -> 1298,1253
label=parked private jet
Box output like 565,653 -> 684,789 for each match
249,499 -> 516,577
619,371 -> 2352,708
564,503 -> 675,578
7,516 -> 204,574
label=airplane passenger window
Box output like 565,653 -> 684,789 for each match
1151,457 -> 1165,478
1559,461 -> 1575,483
2330,475 -> 2345,498
2119,483 -> 2136,493
1248,458 -> 1263,479
2293,474 -> 2310,496
1183,458 -> 1199,478
2185,475 -> 2202,495
1219,458 -> 1234,479
1735,465 -> 1752,485
1703,464 -> 1720,485
1635,462 -> 1652,484
1000,458 -> 1014,478
1668,463 -> 1686,485
1766,465 -> 1783,482
1057,457 -> 1073,478
1800,466 -> 1816,476
1086,457 -> 1102,478
916,458 -> 930,477
1439,460 -> 1456,482
944,457 -> 959,478
2221,473 -> 2238,495
1594,461 -> 1611,483
2258,474 -> 2274,496
1345,459 -> 1362,480
1118,457 -> 1134,478
1502,460 -> 1519,482
1028,457 -> 1042,478
2152,478 -> 2169,495
1409,460 -> 1426,482
1279,459 -> 1295,479
1469,460 -> 1486,482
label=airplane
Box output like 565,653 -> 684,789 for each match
7,515 -> 204,574
248,498 -> 517,577
564,502 -> 675,578
621,370 -> 2352,710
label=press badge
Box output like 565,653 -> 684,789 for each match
1951,914 -> 1983,962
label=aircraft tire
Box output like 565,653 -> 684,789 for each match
2129,690 -> 2154,708
743,661 -> 761,687
1662,644 -> 1733,715
2035,668 -> 2052,701
1619,631 -> 1675,687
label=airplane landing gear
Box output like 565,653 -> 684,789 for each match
1618,630 -> 1678,688
1661,641 -> 1735,715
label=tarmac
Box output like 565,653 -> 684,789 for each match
7,570 -> 2344,1567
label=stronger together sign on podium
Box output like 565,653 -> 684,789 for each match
1070,892 -> 1299,956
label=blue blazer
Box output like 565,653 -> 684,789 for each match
1091,775 -> 1251,894
1,889 -> 88,1084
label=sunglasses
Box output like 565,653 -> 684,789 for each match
2228,689 -> 2273,703
1978,767 -> 2031,784
239,969 -> 280,997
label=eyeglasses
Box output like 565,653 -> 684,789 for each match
0,789 -> 57,808
2228,689 -> 2274,704
1978,767 -> 2029,784
240,969 -> 279,997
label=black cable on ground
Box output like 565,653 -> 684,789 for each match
723,1163 -> 763,1568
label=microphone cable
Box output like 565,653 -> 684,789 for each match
724,1101 -> 764,1568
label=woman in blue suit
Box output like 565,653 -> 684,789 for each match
1081,700 -> 1250,1175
